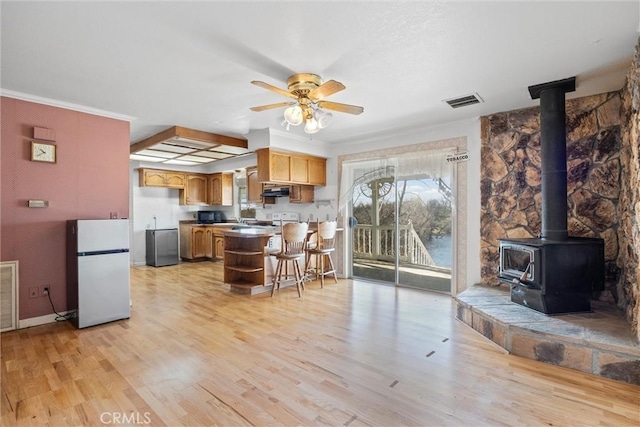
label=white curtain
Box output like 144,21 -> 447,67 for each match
338,148 -> 455,213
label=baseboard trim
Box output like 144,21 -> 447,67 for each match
18,311 -> 72,329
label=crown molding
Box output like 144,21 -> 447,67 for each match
0,89 -> 136,122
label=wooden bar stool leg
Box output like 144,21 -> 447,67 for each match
271,259 -> 282,297
320,254 -> 325,288
296,259 -> 305,290
293,260 -> 302,297
327,254 -> 338,283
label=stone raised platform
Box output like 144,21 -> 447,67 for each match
456,285 -> 640,385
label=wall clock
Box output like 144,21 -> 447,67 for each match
31,141 -> 57,163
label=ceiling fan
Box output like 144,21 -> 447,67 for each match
250,73 -> 364,134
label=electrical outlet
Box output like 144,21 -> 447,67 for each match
29,287 -> 38,299
41,286 -> 49,297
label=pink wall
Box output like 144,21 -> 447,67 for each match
1,97 -> 130,320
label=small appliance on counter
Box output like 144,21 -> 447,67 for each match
146,228 -> 179,267
197,210 -> 226,224
67,219 -> 131,328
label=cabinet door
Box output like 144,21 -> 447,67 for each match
205,228 -> 214,258
214,236 -> 225,261
290,156 -> 309,183
164,172 -> 186,188
308,158 -> 326,185
247,167 -> 262,203
192,228 -> 207,258
219,173 -> 233,206
141,170 -> 167,187
290,185 -> 314,203
209,174 -> 222,205
179,225 -> 193,259
182,174 -> 208,205
269,152 -> 291,182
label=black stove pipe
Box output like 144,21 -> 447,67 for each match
528,77 -> 576,241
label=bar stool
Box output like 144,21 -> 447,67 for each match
305,220 -> 338,288
271,221 -> 309,297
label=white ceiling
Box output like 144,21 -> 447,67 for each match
1,1 -> 638,145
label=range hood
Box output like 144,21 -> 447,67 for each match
129,126 -> 250,166
262,187 -> 290,197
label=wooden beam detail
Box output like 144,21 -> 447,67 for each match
130,126 -> 248,154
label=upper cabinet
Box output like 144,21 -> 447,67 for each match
180,174 -> 208,205
256,148 -> 326,186
209,173 -> 233,206
246,166 -> 262,203
139,168 -> 234,206
139,169 -> 186,189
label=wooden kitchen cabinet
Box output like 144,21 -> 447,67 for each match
205,227 -> 214,258
214,234 -> 225,261
289,185 -> 314,203
290,156 -> 309,183
256,148 -> 326,186
180,174 -> 208,205
208,173 -> 233,206
139,168 -> 186,189
179,225 -> 207,260
246,166 -> 261,203
246,166 -> 276,204
308,158 -> 326,185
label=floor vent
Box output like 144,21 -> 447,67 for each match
443,93 -> 483,109
1,261 -> 19,332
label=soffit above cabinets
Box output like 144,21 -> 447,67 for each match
129,126 -> 250,166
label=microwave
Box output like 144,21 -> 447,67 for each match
197,210 -> 226,224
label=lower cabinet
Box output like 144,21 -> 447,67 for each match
214,234 -> 225,261
179,225 -> 207,260
205,227 -> 214,259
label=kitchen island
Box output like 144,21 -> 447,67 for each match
223,224 -> 343,295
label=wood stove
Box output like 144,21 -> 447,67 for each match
499,237 -> 604,314
498,77 -> 605,314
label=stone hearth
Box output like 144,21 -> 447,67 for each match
456,285 -> 640,385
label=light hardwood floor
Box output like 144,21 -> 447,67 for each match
2,262 -> 639,426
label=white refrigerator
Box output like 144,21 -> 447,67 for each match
67,219 -> 131,328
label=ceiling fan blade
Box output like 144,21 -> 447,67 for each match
317,100 -> 364,115
308,80 -> 346,101
251,80 -> 297,100
250,102 -> 296,112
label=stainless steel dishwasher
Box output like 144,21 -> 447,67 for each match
146,228 -> 179,267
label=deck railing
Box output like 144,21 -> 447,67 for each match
353,223 -> 435,266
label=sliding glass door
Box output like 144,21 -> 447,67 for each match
344,151 -> 453,293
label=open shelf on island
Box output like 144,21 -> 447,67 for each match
223,231 -> 274,291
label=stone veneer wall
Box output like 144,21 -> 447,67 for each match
480,92 -> 623,305
619,36 -> 640,339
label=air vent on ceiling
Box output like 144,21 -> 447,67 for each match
443,93 -> 483,109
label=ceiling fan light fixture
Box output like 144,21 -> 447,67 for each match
304,117 -> 320,134
316,109 -> 333,129
283,105 -> 303,126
